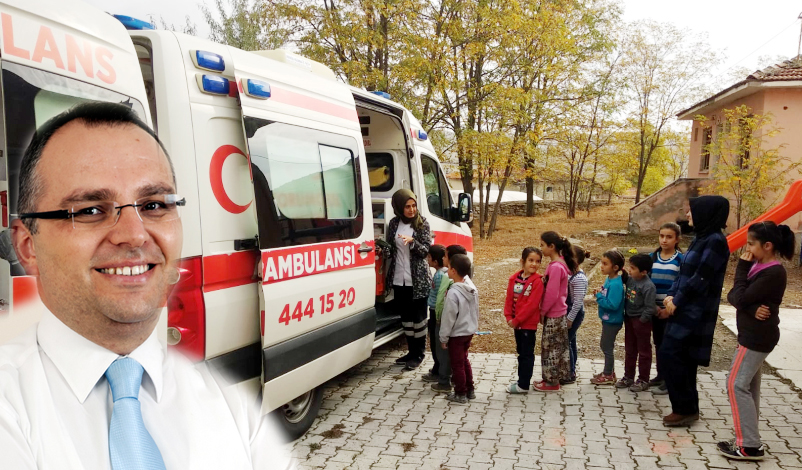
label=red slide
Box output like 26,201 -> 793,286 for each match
726,180 -> 802,252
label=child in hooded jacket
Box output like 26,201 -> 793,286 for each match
533,231 -> 577,392
504,247 -> 544,394
439,254 -> 479,404
590,250 -> 626,385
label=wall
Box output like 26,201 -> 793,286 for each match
628,178 -> 710,233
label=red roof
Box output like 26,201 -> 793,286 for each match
747,58 -> 802,81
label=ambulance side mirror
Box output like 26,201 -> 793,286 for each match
456,193 -> 472,223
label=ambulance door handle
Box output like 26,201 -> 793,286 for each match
357,244 -> 374,253
234,237 -> 258,251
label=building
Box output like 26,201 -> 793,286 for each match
630,58 -> 802,233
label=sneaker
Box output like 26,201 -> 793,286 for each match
648,377 -> 665,387
446,392 -> 468,404
590,373 -> 616,385
717,440 -> 765,461
663,412 -> 699,427
404,357 -> 423,370
394,353 -> 411,364
467,390 -> 476,400
532,381 -> 561,392
560,376 -> 577,385
630,379 -> 650,392
615,377 -> 635,389
652,383 -> 668,395
421,372 -> 439,382
431,383 -> 452,393
507,383 -> 529,394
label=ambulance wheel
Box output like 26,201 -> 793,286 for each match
274,387 -> 323,441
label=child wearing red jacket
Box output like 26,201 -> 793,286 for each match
505,247 -> 545,393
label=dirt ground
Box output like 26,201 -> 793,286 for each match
468,203 -> 802,372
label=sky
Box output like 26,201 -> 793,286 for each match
86,0 -> 802,85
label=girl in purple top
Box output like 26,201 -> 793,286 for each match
533,231 -> 577,392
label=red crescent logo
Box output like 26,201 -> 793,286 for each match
210,145 -> 252,214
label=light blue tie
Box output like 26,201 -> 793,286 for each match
105,357 -> 167,470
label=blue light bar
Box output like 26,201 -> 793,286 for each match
370,91 -> 391,100
112,14 -> 155,31
415,129 -> 428,141
194,50 -> 225,72
199,75 -> 230,95
243,79 -> 271,99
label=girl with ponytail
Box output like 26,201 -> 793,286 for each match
532,231 -> 573,392
719,221 -> 795,461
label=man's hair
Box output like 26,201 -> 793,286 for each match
628,253 -> 653,273
449,254 -> 471,278
18,101 -> 174,234
446,244 -> 467,260
428,244 -> 446,268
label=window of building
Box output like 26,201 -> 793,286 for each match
243,117 -> 363,248
700,127 -> 712,171
420,154 -> 451,219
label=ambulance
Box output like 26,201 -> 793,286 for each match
0,0 -> 473,439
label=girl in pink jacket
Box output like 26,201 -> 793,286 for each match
533,231 -> 577,392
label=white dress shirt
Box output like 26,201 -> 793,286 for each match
0,310 -> 293,470
393,221 -> 414,286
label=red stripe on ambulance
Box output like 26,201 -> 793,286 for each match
270,86 -> 359,123
203,251 -> 259,292
262,240 -> 374,284
432,231 -> 474,252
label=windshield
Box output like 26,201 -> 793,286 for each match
2,62 -> 147,220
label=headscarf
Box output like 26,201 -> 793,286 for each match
391,188 -> 423,230
689,195 -> 729,237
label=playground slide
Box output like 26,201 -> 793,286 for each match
726,179 -> 802,252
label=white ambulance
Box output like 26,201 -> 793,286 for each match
0,0 -> 473,439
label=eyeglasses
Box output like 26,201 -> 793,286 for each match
19,194 -> 186,230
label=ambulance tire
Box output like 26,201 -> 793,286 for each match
273,386 -> 323,441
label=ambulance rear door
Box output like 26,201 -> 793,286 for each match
228,48 -> 376,414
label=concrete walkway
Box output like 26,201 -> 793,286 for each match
292,345 -> 802,469
719,306 -> 802,390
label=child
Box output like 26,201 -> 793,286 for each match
565,246 -> 590,384
533,231 -> 576,392
429,245 -> 464,392
718,221 -> 794,461
649,222 -> 683,394
590,250 -> 626,385
439,254 -> 479,404
504,247 -> 544,393
423,244 -> 447,384
618,254 -> 657,392
661,195 -> 729,427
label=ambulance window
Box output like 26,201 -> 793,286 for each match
420,154 -> 451,219
133,41 -> 158,130
366,152 -> 394,192
1,62 -> 146,224
244,117 -> 363,249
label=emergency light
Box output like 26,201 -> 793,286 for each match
111,14 -> 155,31
197,74 -> 230,95
193,50 -> 226,72
412,129 -> 428,141
242,79 -> 271,99
370,91 -> 391,100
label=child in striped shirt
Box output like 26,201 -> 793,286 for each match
649,222 -> 683,395
564,245 -> 589,384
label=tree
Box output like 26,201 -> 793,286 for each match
700,105 -> 801,228
201,0 -> 293,51
622,20 -> 719,204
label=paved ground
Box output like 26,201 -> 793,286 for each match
721,306 -> 802,389
291,345 -> 802,469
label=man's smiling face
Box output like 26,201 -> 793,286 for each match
13,120 -> 182,353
